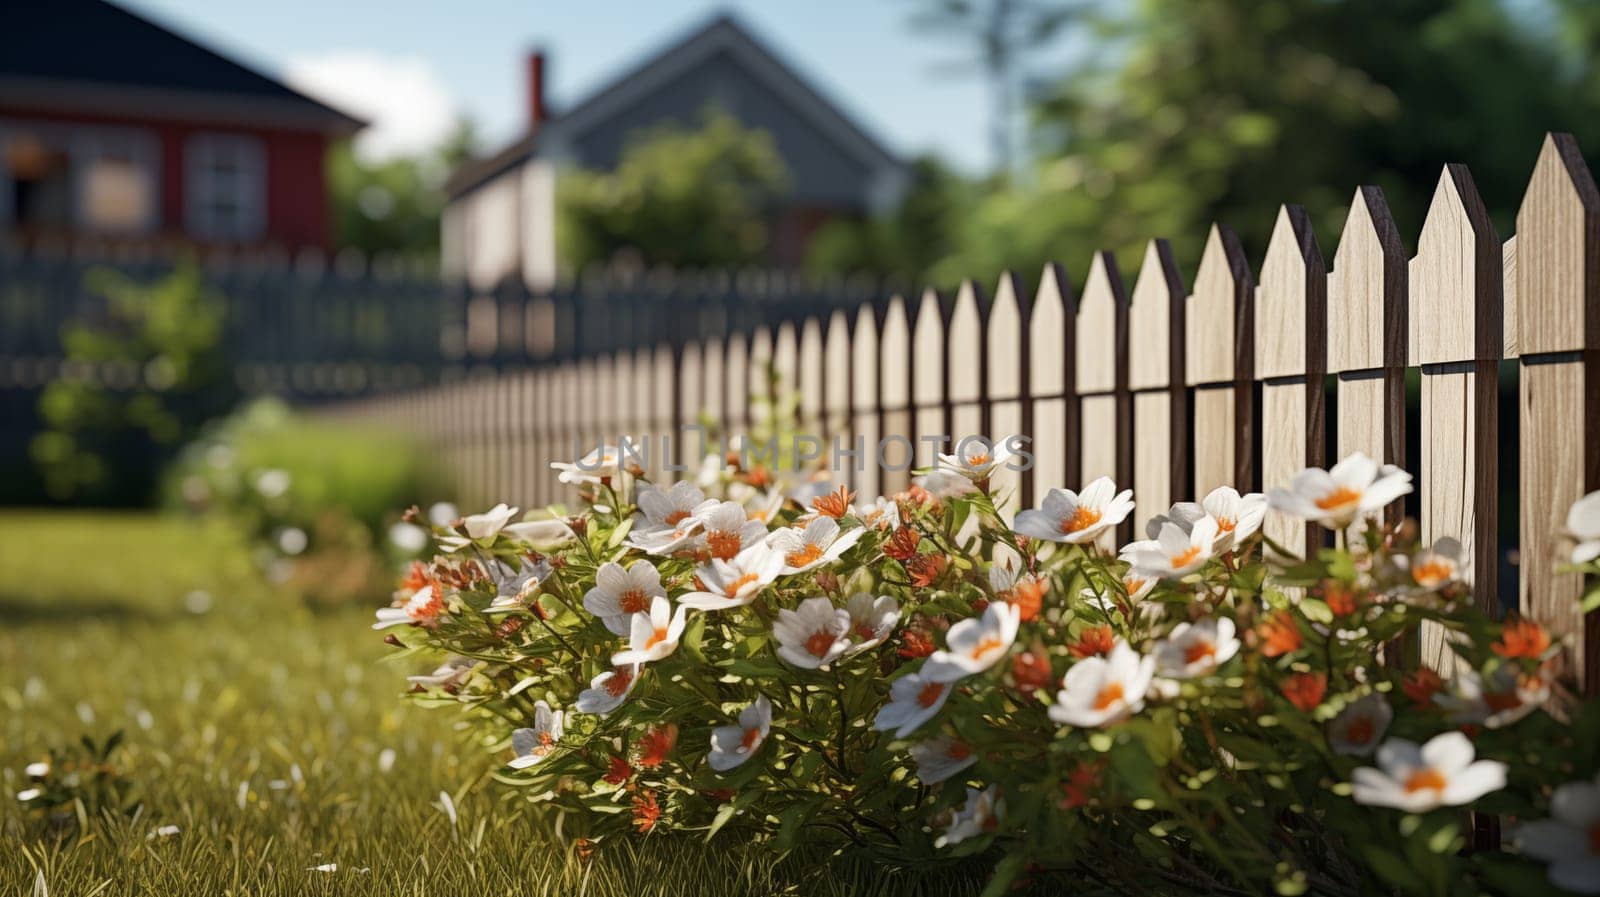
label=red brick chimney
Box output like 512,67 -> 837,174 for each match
526,50 -> 548,133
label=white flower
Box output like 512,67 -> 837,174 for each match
1434,666 -> 1548,729
914,469 -> 978,499
406,657 -> 477,689
766,517 -> 863,574
1350,732 -> 1506,812
147,824 -> 181,840
508,701 -> 564,769
843,592 -> 900,654
873,672 -> 953,738
1515,772 -> 1600,894
253,468 -> 291,498
1569,490 -> 1600,565
678,545 -> 784,611
388,521 -> 429,554
627,482 -> 711,554
708,695 -> 772,772
485,557 -> 551,613
372,585 -> 445,630
1153,617 -> 1239,679
427,502 -> 458,526
463,503 -> 519,540
551,445 -> 622,486
583,561 -> 667,636
937,436 -> 1018,482
1267,452 -> 1413,528
503,517 -> 577,548
910,734 -> 978,786
854,495 -> 901,529
773,597 -> 852,669
1013,477 -> 1134,544
922,602 -> 1021,683
611,597 -> 689,666
1048,641 -> 1155,728
16,788 -> 41,802
576,664 -> 638,715
1147,488 -> 1267,553
1327,693 -> 1394,756
691,500 -> 771,561
1123,517 -> 1220,579
1399,537 -> 1466,592
24,761 -> 49,779
937,785 -> 1003,847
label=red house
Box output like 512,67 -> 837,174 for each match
0,0 -> 362,251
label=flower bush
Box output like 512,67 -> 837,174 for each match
378,448 -> 1600,896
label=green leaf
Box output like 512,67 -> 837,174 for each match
979,852 -> 1028,897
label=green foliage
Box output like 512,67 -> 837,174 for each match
0,514 -> 992,894
327,119 -> 477,256
804,156 -> 972,285
163,398 -> 452,606
31,263 -> 234,505
557,109 -> 790,270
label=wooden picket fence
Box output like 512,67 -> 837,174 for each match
331,133 -> 1599,691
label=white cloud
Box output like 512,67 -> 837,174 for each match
284,51 -> 458,162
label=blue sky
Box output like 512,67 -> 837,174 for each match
118,0 -> 1075,173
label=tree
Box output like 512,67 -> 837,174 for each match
906,0 -> 1087,176
933,0 -> 1600,286
556,109 -> 790,270
804,155 -> 972,286
328,118 -> 478,256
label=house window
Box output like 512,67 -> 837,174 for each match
185,134 -> 265,241
0,120 -> 159,234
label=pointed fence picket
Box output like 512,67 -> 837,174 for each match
323,132 -> 1600,692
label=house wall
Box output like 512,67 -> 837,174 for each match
441,159 -> 557,291
0,104 -> 332,249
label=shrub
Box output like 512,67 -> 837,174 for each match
167,398 -> 453,605
377,446 -> 1600,896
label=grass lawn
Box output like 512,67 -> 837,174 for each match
0,512 -> 991,896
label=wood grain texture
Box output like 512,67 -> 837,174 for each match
1257,205 -> 1326,379
1517,133 -> 1600,355
1030,265 -> 1067,397
1192,387 -> 1236,497
1133,391 -> 1174,533
1329,185 -> 1406,371
1516,132 -> 1600,693
1521,358 -> 1600,691
1186,223 -> 1253,386
825,310 -> 852,434
988,273 -> 1024,401
1502,237 -> 1519,359
1411,165 -> 1502,365
1080,394 -> 1118,485
949,280 -> 985,405
1129,240 -> 1184,390
1077,252 -> 1126,394
913,288 -> 945,415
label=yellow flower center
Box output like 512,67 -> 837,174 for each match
663,510 -> 689,525
1059,506 -> 1102,535
741,727 -> 763,750
1216,516 -> 1237,532
1093,682 -> 1126,711
644,626 -> 669,650
966,452 -> 990,467
619,589 -> 650,614
1412,558 -> 1454,588
786,544 -> 825,568
970,636 -> 1005,662
917,681 -> 946,708
1183,639 -> 1216,666
723,572 -> 759,598
1171,546 -> 1203,569
1403,768 -> 1447,794
1314,486 -> 1362,511
804,629 -> 837,659
706,530 -> 743,560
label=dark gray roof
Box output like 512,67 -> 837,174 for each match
0,0 -> 363,134
446,13 -> 903,199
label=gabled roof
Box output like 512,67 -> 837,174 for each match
446,13 -> 903,198
0,0 -> 363,135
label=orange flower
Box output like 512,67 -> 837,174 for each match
1060,760 -> 1104,809
636,723 -> 678,769
631,790 -> 661,833
603,755 -> 632,785
1002,577 -> 1048,623
1068,625 -> 1116,659
399,560 -> 434,593
1257,610 -> 1302,658
811,485 -> 855,520
1281,672 -> 1327,712
1010,650 -> 1054,693
897,628 -> 936,659
1402,668 -> 1443,705
1492,617 -> 1551,659
906,553 -> 948,587
884,526 -> 921,561
1318,579 -> 1362,617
